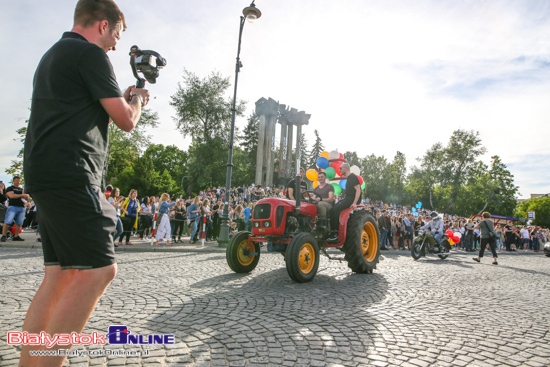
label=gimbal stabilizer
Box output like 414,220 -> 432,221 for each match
129,45 -> 167,88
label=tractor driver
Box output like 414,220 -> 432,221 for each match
313,171 -> 334,229
286,167 -> 308,200
327,163 -> 361,241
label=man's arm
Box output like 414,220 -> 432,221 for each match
100,86 -> 149,132
288,187 -> 295,200
325,191 -> 335,204
351,184 -> 360,208
6,191 -> 29,200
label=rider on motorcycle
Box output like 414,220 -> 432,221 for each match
420,211 -> 444,246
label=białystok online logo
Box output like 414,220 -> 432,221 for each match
8,326 -> 175,347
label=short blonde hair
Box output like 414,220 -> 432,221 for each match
160,193 -> 170,202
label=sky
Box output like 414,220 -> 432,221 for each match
1,0 -> 549,200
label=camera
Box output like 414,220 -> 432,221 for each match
129,45 -> 167,88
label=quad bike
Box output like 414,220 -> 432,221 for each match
226,161 -> 381,283
411,230 -> 451,260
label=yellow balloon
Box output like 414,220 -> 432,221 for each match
448,239 -> 455,246
312,181 -> 319,188
320,151 -> 329,159
306,169 -> 318,182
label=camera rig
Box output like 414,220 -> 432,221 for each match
129,45 -> 167,88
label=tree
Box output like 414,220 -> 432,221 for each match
387,151 -> 407,203
142,144 -> 188,189
5,122 -> 27,179
342,151 -> 361,167
415,142 -> 446,210
441,129 -> 487,212
515,197 -> 550,228
309,130 -> 325,168
360,154 -> 390,201
104,108 -> 160,187
170,70 -> 245,195
237,113 -> 259,183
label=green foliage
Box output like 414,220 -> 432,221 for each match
105,108 -> 160,187
515,197 -> 550,228
237,113 -> 259,184
170,70 -> 246,195
309,130 -> 325,168
5,122 -> 27,180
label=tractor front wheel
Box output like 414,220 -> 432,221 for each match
226,231 -> 260,273
285,233 -> 320,283
343,211 -> 381,273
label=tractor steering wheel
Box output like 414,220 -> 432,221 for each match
303,190 -> 322,204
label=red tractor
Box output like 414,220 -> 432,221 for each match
226,170 -> 381,283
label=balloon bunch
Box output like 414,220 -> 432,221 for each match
445,230 -> 462,245
309,150 -> 366,195
411,202 -> 422,217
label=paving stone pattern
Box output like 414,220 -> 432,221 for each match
1,248 -> 549,366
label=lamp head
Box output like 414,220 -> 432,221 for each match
243,2 -> 261,23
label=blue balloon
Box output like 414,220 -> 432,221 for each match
316,157 -> 330,169
418,202 -> 422,208
413,212 -> 418,217
412,207 -> 416,212
339,179 -> 347,189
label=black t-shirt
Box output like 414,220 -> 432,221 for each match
24,32 -> 123,193
286,178 -> 308,199
6,186 -> 25,207
344,173 -> 362,204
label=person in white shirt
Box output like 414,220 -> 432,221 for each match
519,226 -> 530,252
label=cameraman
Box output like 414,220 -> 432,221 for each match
21,0 -> 149,365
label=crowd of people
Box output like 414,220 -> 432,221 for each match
2,179 -> 549,252
2,179 -> 548,253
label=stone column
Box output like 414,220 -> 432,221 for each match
265,114 -> 277,186
255,114 -> 266,185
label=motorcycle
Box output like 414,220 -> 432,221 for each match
411,230 -> 454,260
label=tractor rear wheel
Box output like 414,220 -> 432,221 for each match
285,233 -> 319,283
226,231 -> 260,273
343,211 -> 380,273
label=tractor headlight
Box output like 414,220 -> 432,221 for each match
263,221 -> 272,228
253,222 -> 260,228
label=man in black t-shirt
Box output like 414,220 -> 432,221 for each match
286,167 -> 308,200
328,163 -> 362,241
20,1 -> 150,365
1,176 -> 29,242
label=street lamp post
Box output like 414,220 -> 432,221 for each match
218,1 -> 262,247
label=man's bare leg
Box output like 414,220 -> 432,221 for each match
13,224 -> 22,238
19,266 -> 78,367
19,264 -> 117,367
2,222 -> 8,237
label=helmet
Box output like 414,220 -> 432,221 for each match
430,211 -> 439,219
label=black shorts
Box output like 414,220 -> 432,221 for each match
403,232 -> 413,240
31,185 -> 117,269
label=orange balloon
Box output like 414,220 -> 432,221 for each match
312,181 -> 319,188
320,151 -> 329,159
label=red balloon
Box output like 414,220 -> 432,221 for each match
452,236 -> 460,243
330,160 -> 342,176
445,230 -> 453,237
339,153 -> 344,159
358,175 -> 364,185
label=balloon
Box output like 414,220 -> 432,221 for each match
328,150 -> 339,160
448,239 -> 455,246
340,179 -> 347,189
361,182 -> 366,190
413,212 -> 418,217
452,236 -> 460,243
332,183 -> 342,195
330,160 -> 342,176
445,230 -> 453,237
357,175 -> 364,185
325,167 -> 336,180
320,151 -> 329,159
306,169 -> 318,182
418,202 -> 422,208
412,207 -> 416,212
316,157 -> 330,169
312,180 -> 319,188
339,153 -> 344,159
454,232 -> 462,239
416,203 -> 421,209
350,165 -> 360,176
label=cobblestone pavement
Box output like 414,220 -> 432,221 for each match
1,246 -> 549,367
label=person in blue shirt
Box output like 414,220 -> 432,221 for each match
155,193 -> 175,244
244,202 -> 252,231
187,196 -> 201,244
